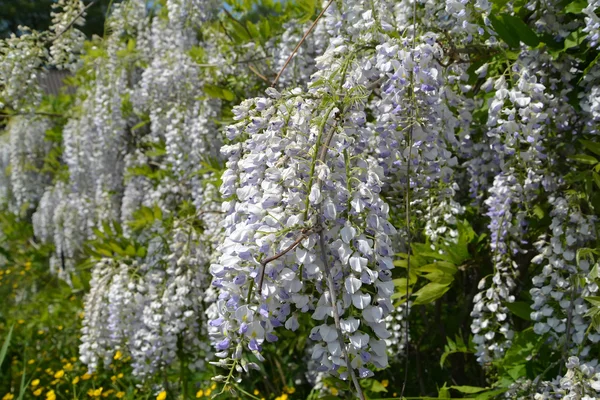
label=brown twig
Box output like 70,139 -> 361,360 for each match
248,64 -> 270,84
257,228 -> 312,295
50,0 -> 99,43
271,0 -> 334,87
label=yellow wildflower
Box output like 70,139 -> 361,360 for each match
117,373 -> 123,379
195,389 -> 203,398
28,359 -> 35,365
31,379 -> 40,387
284,386 -> 296,394
37,330 -> 44,335
210,383 -> 216,390
46,390 -> 56,400
33,389 -> 42,396
92,387 -> 103,397
57,326 -> 63,331
253,389 -> 259,395
381,379 -> 389,388
17,320 -> 24,324
114,350 -> 122,360
54,370 -> 64,379
204,389 -> 211,396
115,392 -> 125,399
156,391 -> 167,400
2,394 -> 15,400
81,373 -> 92,380
63,363 -> 73,371
72,376 -> 79,385
330,387 -> 339,396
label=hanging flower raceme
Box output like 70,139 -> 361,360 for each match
80,222 -> 211,378
48,0 -> 87,71
468,50 -> 553,364
0,29 -> 47,111
6,116 -> 53,212
470,172 -> 522,364
530,196 -> 599,355
210,77 -> 396,381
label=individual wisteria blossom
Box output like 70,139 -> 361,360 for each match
534,357 -> 600,399
530,196 -> 599,354
583,0 -> 600,48
444,0 -> 490,42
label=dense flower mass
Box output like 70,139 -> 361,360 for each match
0,0 -> 600,398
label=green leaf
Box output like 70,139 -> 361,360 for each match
506,301 -> 533,321
489,14 -> 521,48
565,0 -> 587,13
0,325 -> 14,369
593,172 -> 600,189
440,334 -> 472,367
501,14 -> 540,47
580,139 -> 600,156
418,262 -> 458,275
438,383 -> 451,398
474,389 -> 509,399
491,0 -> 511,12
412,282 -> 451,305
564,29 -> 588,50
450,385 -> 488,394
132,120 -> 149,132
584,296 -> 600,307
533,204 -> 545,219
136,246 -> 146,257
222,88 -> 235,101
507,363 -> 527,380
125,244 -> 136,257
568,154 -> 598,164
501,328 -> 545,367
582,52 -> 600,79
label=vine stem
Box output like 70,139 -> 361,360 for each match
271,0 -> 334,87
400,0 -> 418,396
312,113 -> 364,399
257,228 -> 313,295
317,209 -> 365,400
